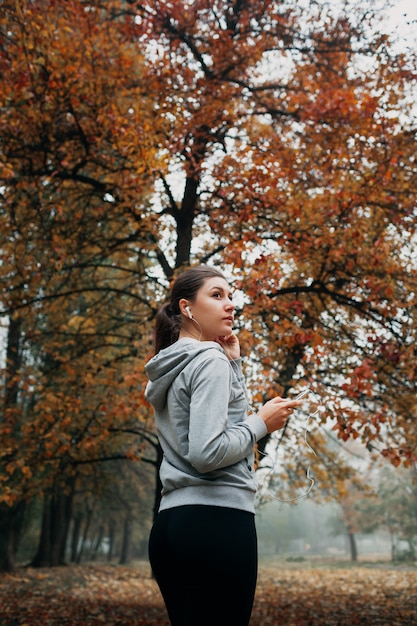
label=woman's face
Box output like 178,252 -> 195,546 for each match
185,276 -> 235,341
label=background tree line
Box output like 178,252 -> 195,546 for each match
1,0 -> 416,572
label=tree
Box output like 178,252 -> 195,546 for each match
125,0 -> 417,467
335,479 -> 381,562
375,465 -> 417,561
0,0 -> 161,570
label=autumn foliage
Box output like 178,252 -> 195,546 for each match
1,0 -> 417,571
1,562 -> 417,625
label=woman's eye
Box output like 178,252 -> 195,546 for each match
212,292 -> 233,301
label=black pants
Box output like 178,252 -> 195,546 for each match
148,504 -> 258,626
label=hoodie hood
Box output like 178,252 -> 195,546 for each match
145,338 -> 224,412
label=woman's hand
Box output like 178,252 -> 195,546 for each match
258,396 -> 303,434
215,332 -> 240,360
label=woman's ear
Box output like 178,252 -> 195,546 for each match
179,298 -> 191,318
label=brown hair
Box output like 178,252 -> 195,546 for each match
153,265 -> 226,353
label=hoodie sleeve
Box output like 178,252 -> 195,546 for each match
187,350 -> 267,473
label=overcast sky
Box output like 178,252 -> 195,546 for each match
386,0 -> 417,48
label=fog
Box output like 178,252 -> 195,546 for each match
256,498 -> 393,563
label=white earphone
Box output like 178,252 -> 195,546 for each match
185,306 -> 193,319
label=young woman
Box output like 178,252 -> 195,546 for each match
145,265 -> 301,626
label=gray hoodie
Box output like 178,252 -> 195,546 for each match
145,337 -> 267,514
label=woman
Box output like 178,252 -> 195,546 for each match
145,265 -> 301,626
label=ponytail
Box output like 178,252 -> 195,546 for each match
154,302 -> 181,354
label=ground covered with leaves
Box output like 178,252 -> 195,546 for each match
0,560 -> 416,625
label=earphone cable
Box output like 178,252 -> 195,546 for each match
257,408 -> 320,503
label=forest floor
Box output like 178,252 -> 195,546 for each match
0,558 -> 416,625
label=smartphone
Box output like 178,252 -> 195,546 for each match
295,387 -> 309,400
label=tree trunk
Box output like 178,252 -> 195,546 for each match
76,507 -> 92,564
0,315 -> 25,573
0,502 -> 26,572
256,344 -> 305,458
407,538 -> 415,560
389,529 -> 396,561
348,531 -> 358,562
107,522 -> 115,562
70,513 -> 83,562
90,525 -> 104,561
31,485 -> 74,567
119,516 -> 132,565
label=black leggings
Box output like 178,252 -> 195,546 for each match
148,505 -> 258,626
